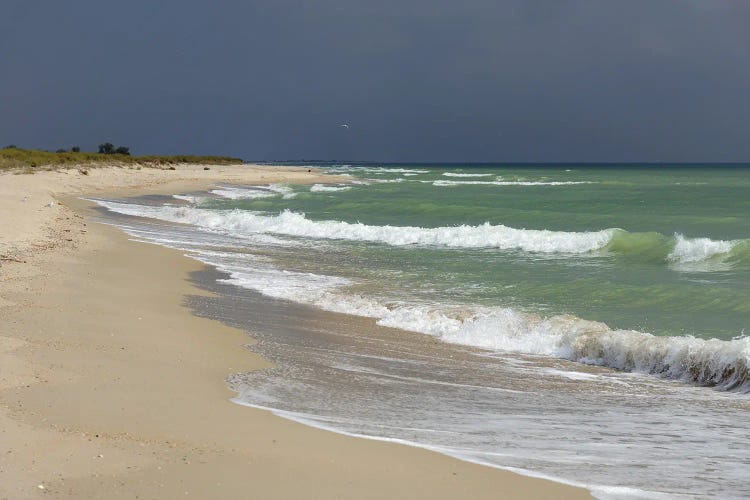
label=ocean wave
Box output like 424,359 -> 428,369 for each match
210,184 -> 296,200
366,167 -> 430,174
433,179 -> 593,187
267,184 -> 297,198
381,307 -> 750,392
605,231 -> 746,267
197,255 -> 750,392
374,178 -> 407,183
94,200 -> 749,266
210,187 -> 275,200
310,184 -> 352,193
668,234 -> 737,263
327,166 -> 430,175
442,172 -> 494,178
94,202 -> 615,254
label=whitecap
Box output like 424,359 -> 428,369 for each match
93,202 -> 616,254
442,172 -> 494,178
668,233 -> 736,263
310,184 -> 352,193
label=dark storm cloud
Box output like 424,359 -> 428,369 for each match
1,0 -> 749,161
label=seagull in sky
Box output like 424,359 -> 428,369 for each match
340,124 -> 350,129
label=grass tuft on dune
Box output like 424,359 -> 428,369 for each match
0,147 -> 244,172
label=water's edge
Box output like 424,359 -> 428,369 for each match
184,266 -> 604,498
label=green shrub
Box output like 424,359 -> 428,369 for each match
98,143 -> 115,154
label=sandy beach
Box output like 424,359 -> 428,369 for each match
0,164 -> 589,499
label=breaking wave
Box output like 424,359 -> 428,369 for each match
433,180 -> 594,187
442,172 -> 494,178
94,200 -> 748,266
382,307 -> 750,392
189,251 -> 750,393
365,167 -> 430,174
94,201 -> 615,254
669,234 -> 737,263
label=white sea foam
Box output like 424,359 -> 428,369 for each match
96,199 -> 747,268
668,233 -> 737,263
442,172 -> 494,178
94,201 -> 615,254
200,253 -> 750,392
268,184 -> 297,198
209,187 -> 275,200
209,184 -> 296,200
364,167 -> 430,174
433,179 -> 593,187
310,184 -> 352,193
425,310 -> 750,390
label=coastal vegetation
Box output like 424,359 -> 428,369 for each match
0,145 -> 243,172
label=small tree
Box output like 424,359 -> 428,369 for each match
115,146 -> 130,155
4,144 -> 17,149
98,143 -> 115,154
71,146 -> 80,152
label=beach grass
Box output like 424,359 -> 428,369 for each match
0,147 -> 244,172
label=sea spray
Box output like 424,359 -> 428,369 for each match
668,233 -> 737,263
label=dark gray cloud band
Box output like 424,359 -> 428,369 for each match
2,1 -> 748,161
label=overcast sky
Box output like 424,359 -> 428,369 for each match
1,1 -> 749,162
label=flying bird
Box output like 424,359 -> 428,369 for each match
340,124 -> 350,129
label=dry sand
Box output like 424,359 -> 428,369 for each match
0,164 -> 590,499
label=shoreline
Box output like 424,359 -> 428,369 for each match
0,165 -> 590,498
